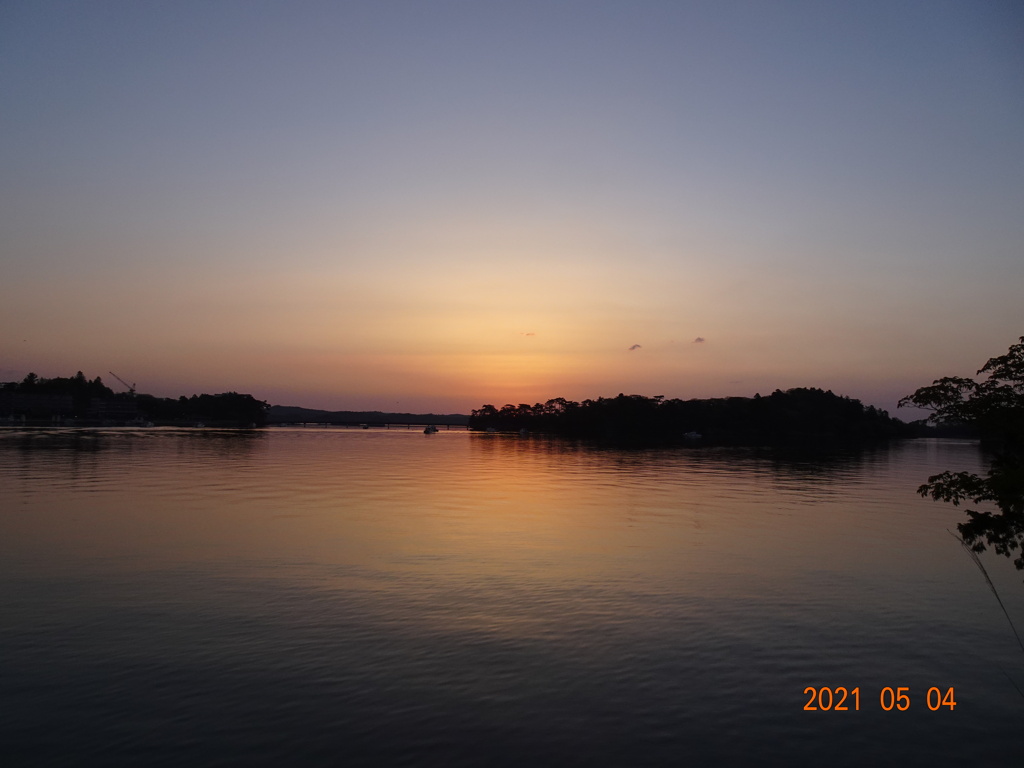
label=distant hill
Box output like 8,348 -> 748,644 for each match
268,405 -> 469,426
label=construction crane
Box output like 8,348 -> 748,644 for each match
108,371 -> 136,396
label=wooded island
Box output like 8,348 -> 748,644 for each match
470,388 -> 913,444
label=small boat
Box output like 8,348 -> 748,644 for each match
424,424 -> 438,434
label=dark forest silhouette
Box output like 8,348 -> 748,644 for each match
1,372 -> 269,427
470,387 -> 910,444
900,336 -> 1024,576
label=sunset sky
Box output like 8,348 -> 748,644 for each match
2,1 -> 1022,415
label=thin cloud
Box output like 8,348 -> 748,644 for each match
628,344 -> 642,351
693,337 -> 705,343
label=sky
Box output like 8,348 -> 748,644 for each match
2,0 -> 1022,416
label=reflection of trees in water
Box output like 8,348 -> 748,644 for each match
925,452 -> 1024,572
4,426 -> 265,447
901,336 -> 1024,576
754,443 -> 895,483
468,429 -> 898,493
3,428 -> 267,466
9,430 -> 110,453
0,430 -> 268,501
2,428 -> 269,491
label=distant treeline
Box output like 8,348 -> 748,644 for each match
469,388 -> 916,444
2,371 -> 114,401
135,392 -> 269,426
1,372 -> 269,427
268,405 -> 470,426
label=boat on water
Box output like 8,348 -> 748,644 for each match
423,424 -> 438,434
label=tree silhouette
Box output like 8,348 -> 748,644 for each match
469,388 -> 907,444
900,336 -> 1024,573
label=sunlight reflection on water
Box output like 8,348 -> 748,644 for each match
1,429 -> 1021,766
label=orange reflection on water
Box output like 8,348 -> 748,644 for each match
0,429 -> 988,614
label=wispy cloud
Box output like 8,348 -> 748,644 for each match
693,337 -> 705,343
628,344 -> 642,351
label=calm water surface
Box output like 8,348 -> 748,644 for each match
1,428 -> 1021,766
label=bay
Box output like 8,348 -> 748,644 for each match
1,428 -> 1021,766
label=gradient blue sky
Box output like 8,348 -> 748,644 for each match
2,0 -> 1022,414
